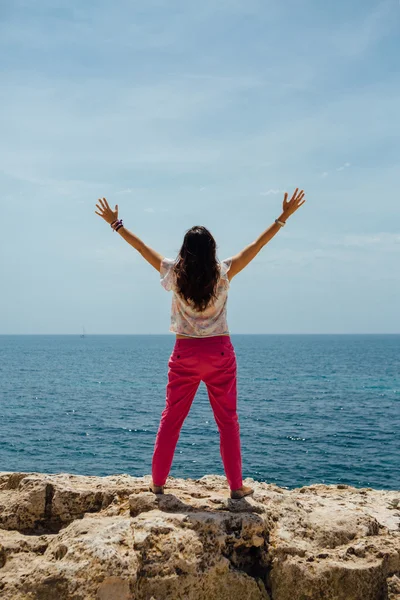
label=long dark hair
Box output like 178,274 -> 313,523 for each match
173,225 -> 220,312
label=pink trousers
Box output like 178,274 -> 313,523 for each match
152,335 -> 243,490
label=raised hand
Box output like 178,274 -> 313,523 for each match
282,188 -> 306,219
95,197 -> 118,225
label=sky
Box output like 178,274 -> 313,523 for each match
1,0 -> 399,334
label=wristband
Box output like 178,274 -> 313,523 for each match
111,219 -> 123,232
275,219 -> 286,227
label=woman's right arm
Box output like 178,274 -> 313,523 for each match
228,188 -> 306,281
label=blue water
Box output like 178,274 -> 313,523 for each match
0,335 -> 399,490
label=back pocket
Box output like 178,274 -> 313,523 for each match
170,346 -> 196,361
211,346 -> 236,370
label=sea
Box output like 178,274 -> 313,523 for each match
0,334 -> 399,490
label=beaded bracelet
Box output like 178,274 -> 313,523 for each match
111,219 -> 124,232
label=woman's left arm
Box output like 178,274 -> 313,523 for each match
95,197 -> 163,272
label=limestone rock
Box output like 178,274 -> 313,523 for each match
0,472 -> 399,599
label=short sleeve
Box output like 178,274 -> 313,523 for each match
160,257 -> 176,292
219,257 -> 232,280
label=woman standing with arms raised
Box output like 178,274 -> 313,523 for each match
95,188 -> 306,499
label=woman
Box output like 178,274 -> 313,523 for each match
95,188 -> 305,499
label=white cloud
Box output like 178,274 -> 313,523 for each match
304,232 -> 400,252
115,188 -> 134,195
333,233 -> 400,248
336,162 -> 351,171
260,189 -> 284,196
329,1 -> 397,59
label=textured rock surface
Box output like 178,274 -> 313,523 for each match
0,472 -> 399,600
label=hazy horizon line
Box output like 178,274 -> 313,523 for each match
1,333 -> 399,337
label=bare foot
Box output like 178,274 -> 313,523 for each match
149,483 -> 164,494
230,485 -> 254,500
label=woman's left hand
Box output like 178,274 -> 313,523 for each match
95,197 -> 118,225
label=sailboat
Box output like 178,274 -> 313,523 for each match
80,326 -> 86,338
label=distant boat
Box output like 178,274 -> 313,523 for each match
80,326 -> 86,338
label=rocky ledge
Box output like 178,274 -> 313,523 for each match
0,472 -> 399,600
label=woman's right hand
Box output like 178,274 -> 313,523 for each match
282,188 -> 306,220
